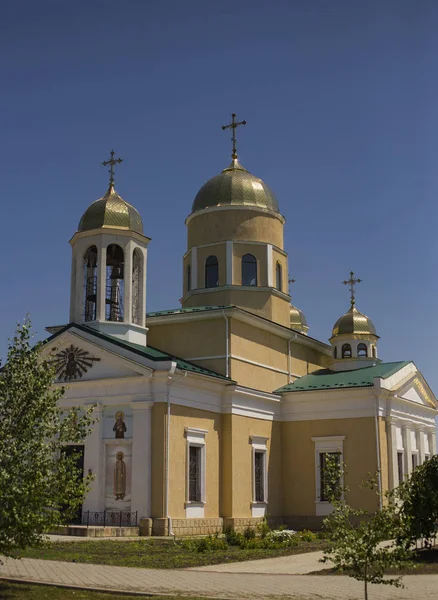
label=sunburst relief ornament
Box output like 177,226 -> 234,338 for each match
51,345 -> 101,381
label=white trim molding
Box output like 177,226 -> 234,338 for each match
312,436 -> 345,517
184,427 -> 207,518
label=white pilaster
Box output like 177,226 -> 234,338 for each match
191,247 -> 197,290
226,241 -> 233,285
267,244 -> 273,287
141,247 -> 147,327
388,420 -> 399,488
402,424 -> 412,476
124,240 -> 133,324
83,403 -> 104,512
130,401 -> 153,519
417,427 -> 425,464
428,429 -> 437,456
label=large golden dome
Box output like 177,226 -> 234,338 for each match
331,305 -> 377,337
192,158 -> 279,214
78,184 -> 143,234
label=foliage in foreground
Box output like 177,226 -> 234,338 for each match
0,320 -> 95,558
396,454 -> 438,547
321,454 -> 413,600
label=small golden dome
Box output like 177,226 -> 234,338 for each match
290,304 -> 309,334
192,158 -> 279,214
332,305 -> 377,337
78,184 -> 143,234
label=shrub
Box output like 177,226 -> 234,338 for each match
298,529 -> 317,542
243,526 -> 256,541
256,517 -> 271,538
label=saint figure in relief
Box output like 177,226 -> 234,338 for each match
113,411 -> 127,438
114,451 -> 126,500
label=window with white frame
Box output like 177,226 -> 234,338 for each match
411,453 -> 419,471
397,451 -> 404,483
312,437 -> 344,514
184,428 -> 207,505
251,436 -> 268,504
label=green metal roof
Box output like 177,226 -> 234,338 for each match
147,305 -> 234,317
45,323 -> 233,382
275,361 -> 411,393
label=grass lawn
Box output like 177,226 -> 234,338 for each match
18,538 -> 327,569
0,580 -> 206,599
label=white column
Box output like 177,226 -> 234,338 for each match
191,247 -> 198,290
387,420 -> 399,488
402,424 -> 412,477
226,241 -> 233,285
267,244 -> 273,287
141,247 -> 147,327
428,429 -> 437,456
97,244 -> 107,322
124,241 -> 133,324
130,401 -> 153,519
417,427 -> 425,464
82,403 -> 104,512
74,244 -> 85,322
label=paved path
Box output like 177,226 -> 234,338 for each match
1,554 -> 438,599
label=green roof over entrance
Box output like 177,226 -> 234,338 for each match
275,361 -> 411,393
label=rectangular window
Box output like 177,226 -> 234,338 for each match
254,451 -> 265,502
397,451 -> 404,483
189,445 -> 201,502
319,452 -> 341,502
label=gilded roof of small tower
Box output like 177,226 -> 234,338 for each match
331,305 -> 377,337
191,158 -> 280,214
290,304 -> 309,334
78,184 -> 144,234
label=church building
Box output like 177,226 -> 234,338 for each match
43,117 -> 437,536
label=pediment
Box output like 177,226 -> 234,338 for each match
396,375 -> 437,410
40,329 -> 151,383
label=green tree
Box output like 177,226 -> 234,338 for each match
0,320 -> 94,558
396,454 -> 438,547
321,454 -> 413,600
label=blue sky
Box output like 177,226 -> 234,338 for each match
1,1 -> 438,391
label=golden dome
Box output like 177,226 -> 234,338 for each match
78,184 -> 143,234
331,305 -> 377,337
192,158 -> 279,214
290,304 -> 309,334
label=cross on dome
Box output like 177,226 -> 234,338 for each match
102,150 -> 123,188
222,113 -> 247,159
343,271 -> 362,307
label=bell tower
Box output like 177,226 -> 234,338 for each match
69,151 -> 150,345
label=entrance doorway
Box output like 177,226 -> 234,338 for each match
62,445 -> 85,524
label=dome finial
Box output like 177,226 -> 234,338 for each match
222,112 -> 247,160
102,149 -> 123,190
343,270 -> 362,307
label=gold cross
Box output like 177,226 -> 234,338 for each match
288,275 -> 296,296
102,150 -> 123,187
222,113 -> 247,159
343,271 -> 362,306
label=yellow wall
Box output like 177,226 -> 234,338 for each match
221,414 -> 282,518
272,247 -> 288,293
282,417 -> 379,515
379,417 -> 389,497
147,319 -> 227,376
188,210 -> 284,249
168,405 -> 221,518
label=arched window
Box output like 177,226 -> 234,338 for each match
357,343 -> 368,358
276,262 -> 282,291
106,244 -> 125,322
83,245 -> 98,322
372,345 -> 376,358
242,254 -> 257,286
333,346 -> 337,359
132,248 -> 142,325
205,255 -> 219,288
187,265 -> 191,292
342,343 -> 352,359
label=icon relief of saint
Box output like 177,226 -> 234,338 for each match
113,411 -> 127,439
114,451 -> 126,500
